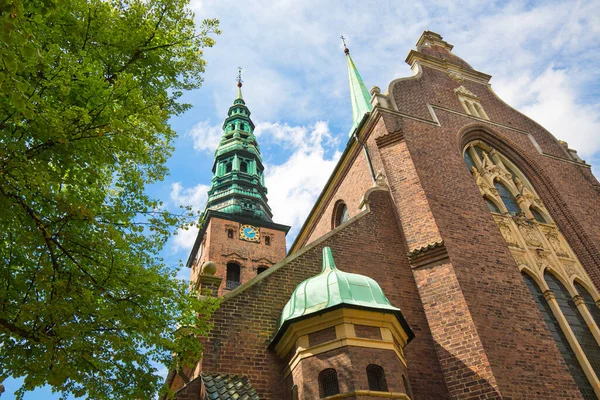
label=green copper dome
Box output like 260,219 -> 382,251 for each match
278,247 -> 402,328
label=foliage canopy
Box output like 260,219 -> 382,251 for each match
0,0 -> 220,398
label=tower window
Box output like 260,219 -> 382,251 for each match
257,266 -> 268,275
333,201 -> 350,228
227,229 -> 234,239
240,161 -> 248,173
265,236 -> 271,246
366,364 -> 388,392
225,162 -> 232,173
318,368 -> 339,398
494,181 -> 520,214
226,263 -> 241,290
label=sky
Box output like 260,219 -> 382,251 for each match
4,0 -> 600,398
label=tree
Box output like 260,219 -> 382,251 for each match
0,0 -> 220,398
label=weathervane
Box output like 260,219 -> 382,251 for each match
236,66 -> 243,88
340,35 -> 349,55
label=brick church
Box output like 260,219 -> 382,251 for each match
167,31 -> 600,399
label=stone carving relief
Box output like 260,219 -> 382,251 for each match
472,167 -> 497,198
534,249 -> 549,268
546,229 -> 569,258
511,251 -> 528,267
563,262 -> 578,277
497,218 -> 519,247
447,70 -> 464,83
516,219 -> 543,248
453,85 -> 477,98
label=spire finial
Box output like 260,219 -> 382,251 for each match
341,35 -> 349,55
236,66 -> 243,88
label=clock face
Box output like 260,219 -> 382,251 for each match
239,224 -> 260,242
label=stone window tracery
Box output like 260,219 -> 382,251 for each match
454,85 -> 489,120
463,140 -> 600,398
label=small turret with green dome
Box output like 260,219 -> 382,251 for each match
272,247 -> 413,345
205,70 -> 272,221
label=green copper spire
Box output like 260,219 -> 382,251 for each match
204,75 -> 273,221
343,38 -> 373,135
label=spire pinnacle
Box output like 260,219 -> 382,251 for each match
343,41 -> 372,135
236,66 -> 243,99
341,35 -> 349,55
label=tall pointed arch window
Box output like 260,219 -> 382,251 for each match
575,282 -> 600,327
522,272 -> 596,399
464,139 -> 600,398
545,272 -> 600,379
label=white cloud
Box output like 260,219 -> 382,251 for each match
187,120 -> 222,153
262,121 -> 340,239
169,182 -> 209,252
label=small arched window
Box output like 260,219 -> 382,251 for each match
318,368 -> 339,398
264,236 -> 271,246
484,197 -> 501,213
226,263 -> 241,290
333,201 -> 350,228
227,228 -> 234,239
494,181 -> 520,214
530,207 -> 546,223
366,364 -> 388,392
240,162 -> 248,173
256,266 -> 268,275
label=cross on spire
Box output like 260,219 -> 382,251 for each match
236,66 -> 243,88
341,35 -> 349,55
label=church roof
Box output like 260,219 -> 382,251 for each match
201,373 -> 260,400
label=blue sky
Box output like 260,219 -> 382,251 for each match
4,0 -> 600,398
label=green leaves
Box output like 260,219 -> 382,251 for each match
0,0 -> 220,398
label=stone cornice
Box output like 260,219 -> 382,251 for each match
408,241 -> 449,269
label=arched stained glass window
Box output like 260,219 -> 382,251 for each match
574,282 -> 600,327
522,272 -> 595,399
530,207 -> 546,223
494,181 -> 520,214
485,197 -> 501,213
366,364 -> 388,392
545,272 -> 600,383
318,368 -> 339,398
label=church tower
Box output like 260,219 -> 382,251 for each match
187,75 -> 290,297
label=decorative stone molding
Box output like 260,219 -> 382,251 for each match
375,171 -> 388,188
573,295 -> 585,307
447,70 -> 464,83
454,85 -> 477,99
546,229 -> 568,257
563,262 -> 578,277
543,290 -> 556,302
408,241 -> 449,269
375,130 -> 404,148
511,251 -> 528,267
497,218 -> 519,248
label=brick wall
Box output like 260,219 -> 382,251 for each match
197,190 -> 450,400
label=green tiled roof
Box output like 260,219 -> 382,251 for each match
201,373 -> 260,400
